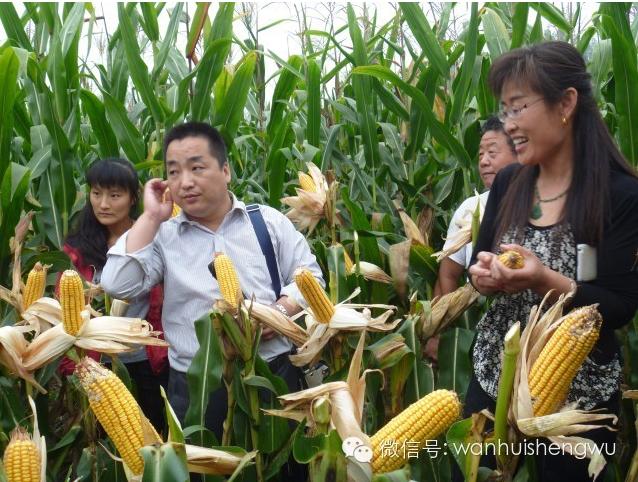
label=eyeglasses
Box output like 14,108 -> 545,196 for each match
497,97 -> 544,123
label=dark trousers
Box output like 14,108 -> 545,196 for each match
451,376 -> 619,482
168,352 -> 307,479
126,360 -> 169,436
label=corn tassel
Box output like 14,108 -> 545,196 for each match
295,269 -> 334,324
370,389 -> 460,473
59,270 -> 85,336
22,262 -> 47,310
298,172 -> 317,192
75,357 -> 162,475
528,305 -> 602,416
3,427 -> 40,482
213,254 -> 243,306
497,250 -> 524,269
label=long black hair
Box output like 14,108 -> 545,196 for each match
488,41 -> 637,246
66,158 -> 140,270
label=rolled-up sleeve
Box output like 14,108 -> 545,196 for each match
101,231 -> 165,299
274,214 -> 324,306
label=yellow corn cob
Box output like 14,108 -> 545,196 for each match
59,270 -> 85,336
371,389 -> 461,473
22,262 -> 47,310
498,250 -> 524,269
76,357 -> 162,475
298,172 -> 317,192
3,427 -> 40,482
336,243 -> 354,272
171,203 -> 182,218
295,269 -> 334,323
213,254 -> 243,306
528,305 -> 602,416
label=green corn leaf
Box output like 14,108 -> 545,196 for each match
117,3 -> 165,123
213,51 -> 258,145
140,2 -> 160,43
152,3 -> 183,82
102,91 -> 147,163
353,65 -> 471,167
80,89 -> 119,158
191,36 -> 233,121
511,3 -> 529,49
59,2 -> 85,57
185,2 -> 210,59
481,7 -> 511,59
532,2 -> 572,33
399,3 -> 448,77
347,3 -> 381,205
449,3 -> 478,127
267,55 -> 303,140
184,314 -> 223,434
306,58 -> 321,147
0,47 -> 19,180
600,12 -> 638,162
0,4 -> 33,51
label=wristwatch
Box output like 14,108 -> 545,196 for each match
274,303 -> 289,317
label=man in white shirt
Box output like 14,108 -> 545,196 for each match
102,122 -> 323,445
433,116 -> 517,297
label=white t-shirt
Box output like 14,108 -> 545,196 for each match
442,191 -> 490,268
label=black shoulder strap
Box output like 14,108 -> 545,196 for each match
246,204 -> 282,298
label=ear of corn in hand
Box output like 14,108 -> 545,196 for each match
22,262 -> 47,310
498,250 -> 524,269
528,305 -> 602,416
75,357 -> 162,475
60,270 -> 85,336
3,427 -> 40,482
370,389 -> 461,473
213,254 -> 243,306
294,268 -> 334,324
298,172 -> 317,192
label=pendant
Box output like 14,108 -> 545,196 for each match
531,203 -> 542,220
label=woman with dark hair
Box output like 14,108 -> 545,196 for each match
463,41 -> 638,480
61,158 -> 168,433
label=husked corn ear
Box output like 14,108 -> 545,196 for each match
214,254 -> 243,306
60,270 -> 85,336
298,172 -> 317,192
295,269 -> 334,323
171,203 -> 182,218
22,262 -> 47,310
528,305 -> 602,416
498,250 -> 524,269
76,357 -> 162,475
371,390 -> 460,473
3,427 -> 40,482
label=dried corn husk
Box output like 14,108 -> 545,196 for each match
0,325 -> 45,392
432,191 -> 485,262
421,284 -> 480,339
388,240 -> 411,299
290,288 -> 399,367
266,332 -> 375,447
393,199 -> 427,246
510,291 -> 617,480
247,301 -> 309,347
281,163 -> 336,233
350,261 -> 392,284
184,445 -> 255,475
22,312 -> 168,371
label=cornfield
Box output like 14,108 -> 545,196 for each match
1,2 -> 638,481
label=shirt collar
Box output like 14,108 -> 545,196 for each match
175,192 -> 245,233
